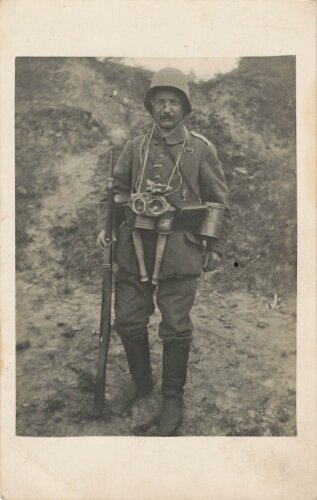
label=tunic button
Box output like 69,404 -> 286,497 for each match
154,174 -> 161,181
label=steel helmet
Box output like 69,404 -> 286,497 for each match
144,67 -> 192,116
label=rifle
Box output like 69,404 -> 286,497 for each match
93,149 -> 114,416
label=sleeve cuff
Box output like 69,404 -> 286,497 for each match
205,236 -> 226,255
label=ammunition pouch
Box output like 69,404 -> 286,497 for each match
122,205 -> 174,235
172,201 -> 208,231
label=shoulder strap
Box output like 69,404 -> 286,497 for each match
190,130 -> 218,157
190,130 -> 212,146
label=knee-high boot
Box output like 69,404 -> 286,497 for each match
158,339 -> 190,436
110,330 -> 153,416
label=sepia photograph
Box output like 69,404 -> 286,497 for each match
1,0 -> 316,498
15,56 -> 297,437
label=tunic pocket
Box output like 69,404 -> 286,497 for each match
160,230 -> 203,278
184,230 -> 204,248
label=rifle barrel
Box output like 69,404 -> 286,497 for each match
93,150 -> 114,416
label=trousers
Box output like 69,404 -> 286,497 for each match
114,267 -> 197,343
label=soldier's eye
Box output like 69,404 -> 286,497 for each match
152,99 -> 181,108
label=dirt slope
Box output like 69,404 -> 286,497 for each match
16,146 -> 296,435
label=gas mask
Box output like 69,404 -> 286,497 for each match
129,192 -> 171,218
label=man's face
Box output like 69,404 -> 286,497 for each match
150,89 -> 184,131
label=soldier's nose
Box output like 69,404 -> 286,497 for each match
163,102 -> 172,112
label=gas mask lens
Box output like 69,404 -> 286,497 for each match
148,198 -> 165,215
130,193 -> 170,217
133,195 -> 147,215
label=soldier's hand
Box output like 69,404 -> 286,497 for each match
203,250 -> 222,272
96,229 -> 108,249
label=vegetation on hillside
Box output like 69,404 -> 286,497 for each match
16,56 -> 296,296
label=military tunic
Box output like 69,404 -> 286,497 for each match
98,123 -> 230,281
97,123 -> 230,342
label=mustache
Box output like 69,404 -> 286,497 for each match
160,114 -> 174,119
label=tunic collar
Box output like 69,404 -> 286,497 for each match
152,122 -> 187,145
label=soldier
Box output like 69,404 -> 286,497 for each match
96,67 -> 230,436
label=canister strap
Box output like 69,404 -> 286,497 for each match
161,136 -> 201,201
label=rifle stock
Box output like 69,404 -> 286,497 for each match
93,150 -> 114,416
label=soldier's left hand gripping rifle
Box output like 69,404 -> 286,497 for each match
93,149 -> 114,416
